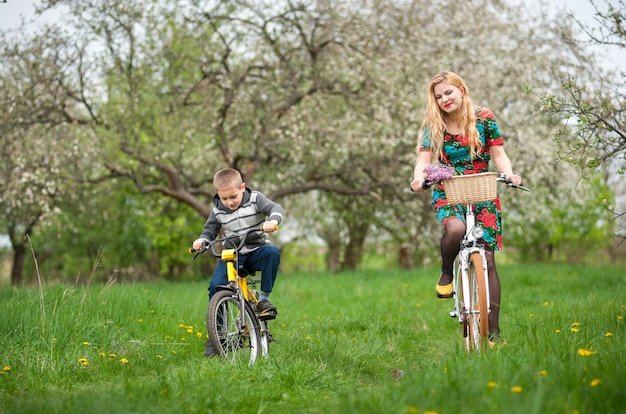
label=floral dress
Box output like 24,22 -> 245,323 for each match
421,107 -> 504,251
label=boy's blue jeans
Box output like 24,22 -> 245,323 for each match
208,245 -> 280,299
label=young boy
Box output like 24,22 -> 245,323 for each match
192,168 -> 284,357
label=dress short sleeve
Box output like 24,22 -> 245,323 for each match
420,126 -> 432,151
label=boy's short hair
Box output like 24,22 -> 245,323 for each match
213,168 -> 243,191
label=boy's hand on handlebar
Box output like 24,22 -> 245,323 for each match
192,238 -> 206,252
262,220 -> 279,233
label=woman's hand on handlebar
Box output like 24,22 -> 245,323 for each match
506,174 -> 523,186
410,178 -> 427,192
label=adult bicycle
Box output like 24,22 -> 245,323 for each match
190,227 -> 275,364
422,171 -> 529,351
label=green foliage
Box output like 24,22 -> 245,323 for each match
27,182 -> 203,283
1,264 -> 624,413
506,173 -> 616,263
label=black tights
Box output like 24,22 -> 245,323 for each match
439,218 -> 501,335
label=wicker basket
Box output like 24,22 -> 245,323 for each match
444,172 -> 498,205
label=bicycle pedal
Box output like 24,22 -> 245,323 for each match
258,310 -> 277,320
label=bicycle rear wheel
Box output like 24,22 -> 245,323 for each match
464,252 -> 489,351
206,290 -> 261,364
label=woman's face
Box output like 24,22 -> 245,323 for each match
433,82 -> 464,114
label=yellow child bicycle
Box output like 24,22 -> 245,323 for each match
190,227 -> 275,364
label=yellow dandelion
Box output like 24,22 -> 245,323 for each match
617,315 -> 623,320
529,313 -> 535,318
511,386 -> 523,393
187,328 -> 193,333
572,322 -> 580,327
555,329 -> 561,333
605,332 -> 613,337
539,370 -> 548,377
157,355 -> 163,359
138,319 -> 144,323
180,337 -> 186,341
424,411 -> 438,414
82,341 -> 91,345
305,336 -> 312,340
99,352 -> 106,357
487,381 -> 497,387
406,407 -> 418,414
543,301 -> 549,306
120,358 -> 129,364
109,353 -> 116,358
177,323 -> 186,328
165,335 -> 173,339
196,332 -> 203,339
571,328 -> 579,333
590,378 -> 601,387
52,338 -> 57,342
78,358 -> 89,367
281,323 -> 287,327
577,349 -> 592,357
3,365 -> 10,371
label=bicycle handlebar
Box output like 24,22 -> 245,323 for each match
416,173 -> 530,192
189,225 -> 278,258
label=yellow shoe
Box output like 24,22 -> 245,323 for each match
435,275 -> 453,298
488,333 -> 507,349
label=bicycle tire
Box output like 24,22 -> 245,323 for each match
206,290 -> 262,364
258,319 -> 270,358
465,252 -> 489,350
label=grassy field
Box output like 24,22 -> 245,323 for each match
0,263 -> 624,414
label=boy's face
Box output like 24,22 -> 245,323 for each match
217,183 -> 246,210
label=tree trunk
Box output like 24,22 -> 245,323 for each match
343,222 -> 368,270
325,236 -> 342,272
11,243 -> 26,286
399,244 -> 413,269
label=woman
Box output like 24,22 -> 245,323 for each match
410,71 -> 522,345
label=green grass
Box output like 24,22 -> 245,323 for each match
0,264 -> 624,413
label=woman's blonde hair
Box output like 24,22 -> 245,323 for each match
417,71 -> 482,161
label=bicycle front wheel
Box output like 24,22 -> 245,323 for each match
464,252 -> 489,351
206,290 -> 261,365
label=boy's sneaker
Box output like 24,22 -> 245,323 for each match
256,300 -> 278,320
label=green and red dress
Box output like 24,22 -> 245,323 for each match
421,107 -> 504,251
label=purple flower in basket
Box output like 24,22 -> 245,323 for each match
423,164 -> 454,182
